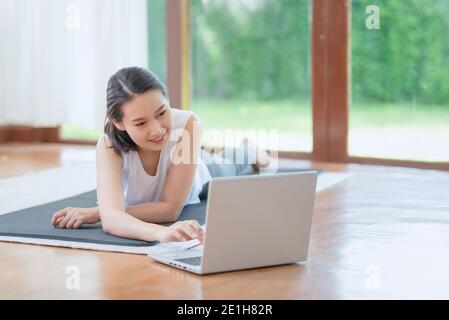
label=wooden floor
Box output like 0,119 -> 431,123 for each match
1,142 -> 448,299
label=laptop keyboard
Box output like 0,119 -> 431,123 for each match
175,256 -> 202,266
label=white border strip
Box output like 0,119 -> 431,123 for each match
0,236 -> 152,255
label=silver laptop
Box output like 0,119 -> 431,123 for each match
148,171 -> 318,275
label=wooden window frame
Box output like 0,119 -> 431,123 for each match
311,0 -> 449,171
166,0 -> 190,109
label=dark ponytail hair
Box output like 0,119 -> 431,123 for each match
103,66 -> 168,154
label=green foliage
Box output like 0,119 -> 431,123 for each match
191,0 -> 311,101
191,0 -> 449,107
352,0 -> 449,105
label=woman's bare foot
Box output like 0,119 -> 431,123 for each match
241,138 -> 271,170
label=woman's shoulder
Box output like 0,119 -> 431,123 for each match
170,108 -> 200,133
167,108 -> 201,150
98,134 -> 116,150
97,134 -> 126,159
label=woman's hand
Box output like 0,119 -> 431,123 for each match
157,220 -> 204,243
51,207 -> 100,229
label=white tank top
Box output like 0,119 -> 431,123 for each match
104,108 -> 211,207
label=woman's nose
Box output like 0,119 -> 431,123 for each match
148,119 -> 163,136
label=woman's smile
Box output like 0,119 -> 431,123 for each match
148,131 -> 167,144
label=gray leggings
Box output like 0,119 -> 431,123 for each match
198,145 -> 258,200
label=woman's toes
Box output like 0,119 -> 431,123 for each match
240,137 -> 271,169
255,150 -> 271,168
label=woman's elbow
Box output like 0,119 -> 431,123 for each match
101,219 -> 114,235
169,203 -> 184,222
99,211 -> 119,235
102,220 -> 125,238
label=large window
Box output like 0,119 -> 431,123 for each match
57,0 -> 449,169
350,0 -> 449,162
190,0 -> 312,151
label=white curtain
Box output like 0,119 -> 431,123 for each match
0,0 -> 148,130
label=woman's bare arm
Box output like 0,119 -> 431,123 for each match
96,137 -> 165,241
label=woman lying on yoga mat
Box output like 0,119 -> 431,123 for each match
50,66 -> 271,243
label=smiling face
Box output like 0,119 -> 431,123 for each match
112,89 -> 172,153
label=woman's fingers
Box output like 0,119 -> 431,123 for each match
170,223 -> 194,241
179,223 -> 195,238
186,219 -> 200,230
192,220 -> 204,235
179,221 -> 204,241
51,209 -> 68,225
52,207 -> 96,229
65,216 -> 76,229
55,216 -> 64,226
185,221 -> 202,239
186,220 -> 204,239
165,220 -> 205,242
173,230 -> 187,242
177,226 -> 193,241
66,214 -> 82,229
57,212 -> 73,228
72,218 -> 85,229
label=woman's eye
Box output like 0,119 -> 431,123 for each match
158,110 -> 167,117
136,122 -> 146,127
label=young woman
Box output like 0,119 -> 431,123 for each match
50,67 -> 270,243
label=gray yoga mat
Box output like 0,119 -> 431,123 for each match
0,168 -> 321,247
0,190 -> 207,247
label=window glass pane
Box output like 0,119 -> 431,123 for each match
191,0 -> 312,151
62,0 -> 165,141
60,124 -> 101,141
350,0 -> 449,161
148,0 -> 167,84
